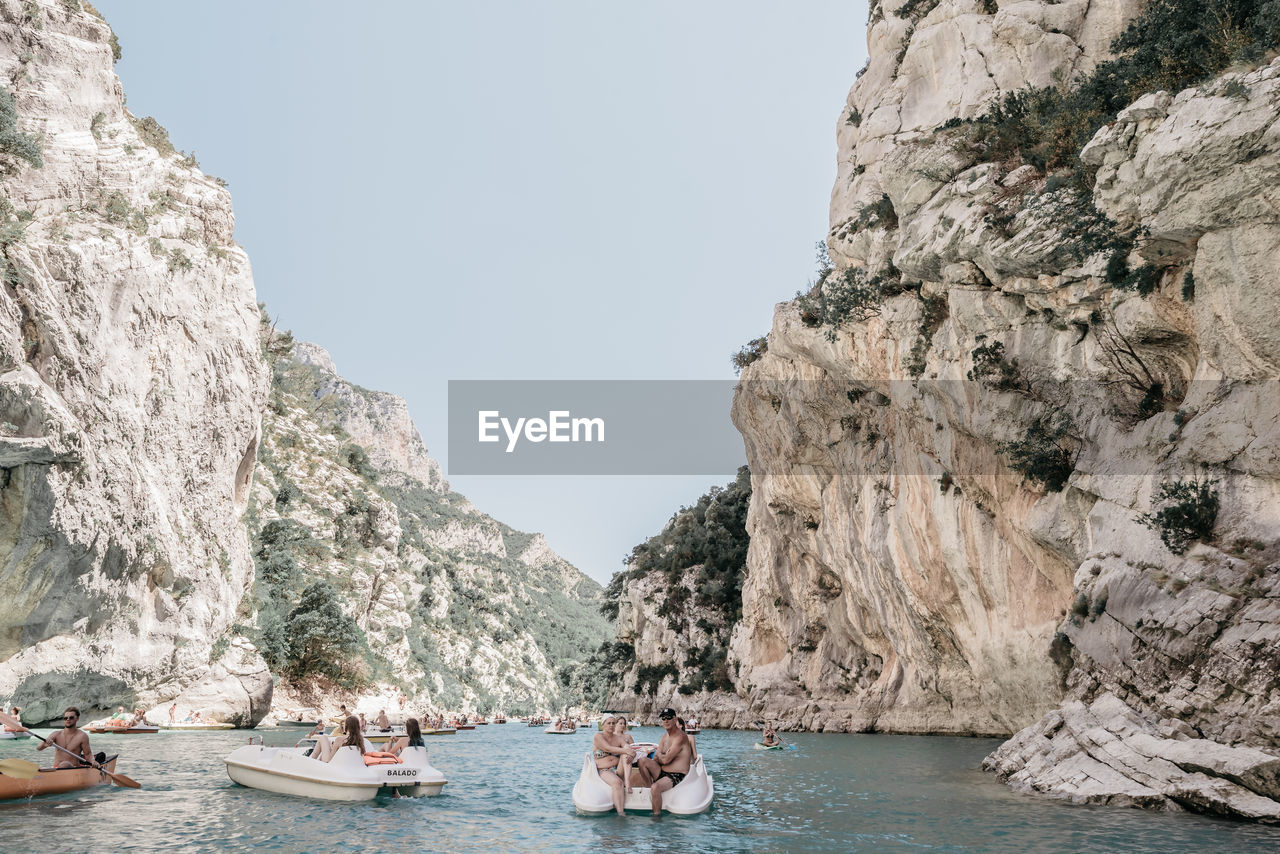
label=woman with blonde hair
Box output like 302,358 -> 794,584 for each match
310,715 -> 366,762
591,715 -> 632,815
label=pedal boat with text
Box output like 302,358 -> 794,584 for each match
572,753 -> 714,815
224,744 -> 447,801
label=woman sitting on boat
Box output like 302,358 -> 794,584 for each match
310,715 -> 366,762
386,718 -> 424,756
591,716 -> 634,814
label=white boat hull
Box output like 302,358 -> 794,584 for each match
0,730 -> 30,740
225,745 -> 446,801
572,753 -> 714,815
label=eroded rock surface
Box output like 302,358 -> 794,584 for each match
0,0 -> 270,724
723,0 -> 1280,820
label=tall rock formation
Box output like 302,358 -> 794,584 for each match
248,338 -> 610,714
727,0 -> 1280,820
0,0 -> 271,725
0,0 -> 607,726
600,469 -> 751,723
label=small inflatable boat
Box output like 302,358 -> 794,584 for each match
224,744 -> 447,801
753,741 -> 792,750
572,753 -> 714,815
0,730 -> 31,740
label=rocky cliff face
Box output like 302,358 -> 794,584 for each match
0,0 -> 271,725
248,339 -> 610,715
728,0 -> 1280,820
599,469 -> 751,724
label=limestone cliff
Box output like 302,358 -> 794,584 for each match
725,0 -> 1280,820
247,338 -> 610,715
0,0 -> 270,725
597,469 -> 751,723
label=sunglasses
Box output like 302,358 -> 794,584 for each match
63,715 -> 77,720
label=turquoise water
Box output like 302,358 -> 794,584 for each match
2,725 -> 1278,852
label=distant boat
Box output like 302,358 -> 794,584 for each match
545,723 -> 577,734
86,725 -> 158,735
158,721 -> 235,731
423,727 -> 456,736
276,719 -> 321,728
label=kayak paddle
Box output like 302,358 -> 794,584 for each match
0,711 -> 141,789
0,757 -> 39,779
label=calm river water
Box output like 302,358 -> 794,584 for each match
2,724 -> 1278,852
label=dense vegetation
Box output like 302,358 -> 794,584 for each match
943,0 -> 1280,267
592,467 -> 751,697
241,308 -> 610,711
954,1 -> 1278,189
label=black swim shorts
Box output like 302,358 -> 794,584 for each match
657,770 -> 686,786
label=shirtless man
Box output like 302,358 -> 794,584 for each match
374,709 -> 391,731
38,707 -> 93,768
635,708 -> 692,816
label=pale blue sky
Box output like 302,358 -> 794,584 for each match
98,0 -> 867,583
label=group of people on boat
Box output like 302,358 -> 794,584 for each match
100,706 -> 150,728
308,715 -> 426,762
591,707 -> 695,816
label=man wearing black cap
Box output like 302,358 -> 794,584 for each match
634,707 -> 692,815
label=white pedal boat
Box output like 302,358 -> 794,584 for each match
224,744 -> 447,801
572,753 -> 714,815
0,730 -> 30,739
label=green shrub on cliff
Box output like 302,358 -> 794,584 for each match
999,415 -> 1076,493
1141,478 -> 1219,555
953,1 -> 1280,187
0,88 -> 42,174
731,337 -> 768,374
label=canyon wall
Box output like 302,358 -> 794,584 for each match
726,0 -> 1280,819
247,339 -> 611,716
0,0 -> 609,725
0,0 -> 271,725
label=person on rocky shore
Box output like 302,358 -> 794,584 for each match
634,708 -> 693,815
36,706 -> 93,769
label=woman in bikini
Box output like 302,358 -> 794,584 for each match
592,715 -> 631,815
386,718 -> 425,756
310,715 -> 366,762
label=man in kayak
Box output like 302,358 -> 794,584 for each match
761,724 -> 781,747
634,707 -> 693,815
37,707 -> 93,768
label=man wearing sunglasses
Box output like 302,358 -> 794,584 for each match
633,707 -> 693,815
37,707 -> 93,769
